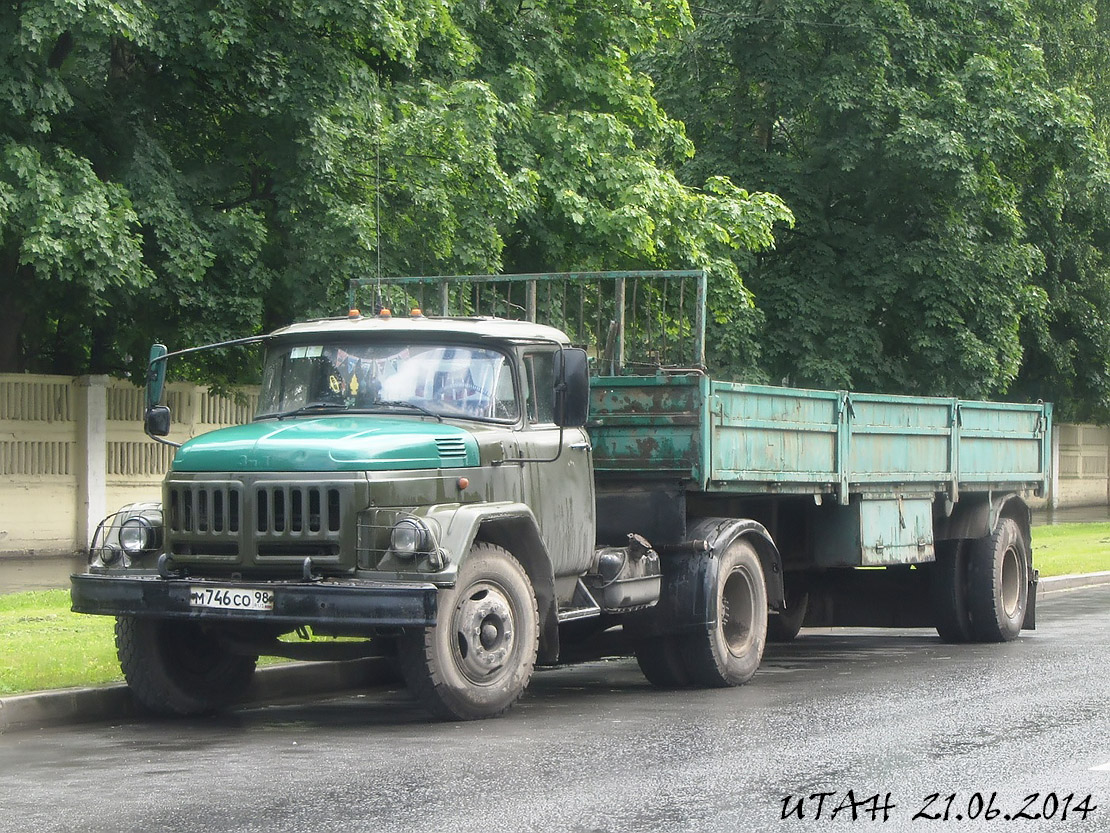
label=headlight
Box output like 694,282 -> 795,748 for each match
390,518 -> 431,558
119,517 -> 154,554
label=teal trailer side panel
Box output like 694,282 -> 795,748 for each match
844,394 -> 954,487
956,400 -> 1050,488
588,373 -> 1052,499
707,382 -> 840,493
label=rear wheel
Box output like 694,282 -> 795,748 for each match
682,538 -> 768,687
115,616 -> 257,716
767,588 -> 808,643
399,543 -> 539,720
967,517 -> 1030,642
635,636 -> 692,688
931,539 -> 974,643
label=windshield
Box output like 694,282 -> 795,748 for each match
256,341 -> 519,422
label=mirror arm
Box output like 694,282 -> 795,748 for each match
145,423 -> 182,449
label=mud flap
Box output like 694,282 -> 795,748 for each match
1022,568 -> 1038,630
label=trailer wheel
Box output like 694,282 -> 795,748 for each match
115,616 -> 257,716
967,517 -> 1030,642
931,540 -> 974,643
683,538 -> 768,687
767,589 -> 808,643
635,637 -> 692,688
399,543 -> 538,720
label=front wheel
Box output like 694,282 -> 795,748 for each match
682,538 -> 768,687
399,543 -> 539,720
115,616 -> 257,716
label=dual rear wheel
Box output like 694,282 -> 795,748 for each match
932,517 -> 1031,643
635,537 -> 768,689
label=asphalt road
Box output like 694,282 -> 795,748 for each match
2,584 -> 1107,833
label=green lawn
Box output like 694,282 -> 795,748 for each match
1033,522 -> 1110,577
1,522 -> 1106,696
0,590 -> 122,696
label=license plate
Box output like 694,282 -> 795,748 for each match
189,586 -> 275,612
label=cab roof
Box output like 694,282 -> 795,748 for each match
269,313 -> 572,346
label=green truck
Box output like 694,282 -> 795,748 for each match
71,271 -> 1052,720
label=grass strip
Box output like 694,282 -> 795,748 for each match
1032,521 -> 1110,577
0,590 -> 121,695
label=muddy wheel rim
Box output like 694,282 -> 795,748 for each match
451,581 -> 517,685
721,568 -> 756,657
1001,546 -> 1021,618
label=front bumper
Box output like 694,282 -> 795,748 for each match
71,572 -> 438,628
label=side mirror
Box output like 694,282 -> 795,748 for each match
146,343 -> 168,410
553,347 -> 590,428
145,405 -> 172,437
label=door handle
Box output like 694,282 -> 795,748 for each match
569,442 -> 592,451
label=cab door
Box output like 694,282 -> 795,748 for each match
516,349 -> 595,577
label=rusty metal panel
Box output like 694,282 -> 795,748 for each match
859,497 -> 935,565
587,374 -> 706,482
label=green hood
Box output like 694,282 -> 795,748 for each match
171,416 -> 480,472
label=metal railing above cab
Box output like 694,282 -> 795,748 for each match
348,270 -> 707,374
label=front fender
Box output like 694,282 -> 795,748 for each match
414,501 -> 560,665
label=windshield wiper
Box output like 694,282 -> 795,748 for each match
260,400 -> 444,422
367,400 -> 444,422
266,402 -> 349,421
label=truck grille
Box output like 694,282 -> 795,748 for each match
165,475 -> 362,567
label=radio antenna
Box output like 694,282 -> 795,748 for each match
374,73 -> 384,312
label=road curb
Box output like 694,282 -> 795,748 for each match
0,657 -> 396,734
1039,571 -> 1110,592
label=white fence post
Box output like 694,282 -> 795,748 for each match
75,375 -> 108,550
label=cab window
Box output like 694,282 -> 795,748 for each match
523,351 -> 556,425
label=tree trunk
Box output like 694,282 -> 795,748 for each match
0,246 -> 30,372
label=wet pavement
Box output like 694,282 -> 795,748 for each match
1032,505 -> 1110,525
2,583 -> 1107,832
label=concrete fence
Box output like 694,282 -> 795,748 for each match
1,373 -> 257,557
0,373 -> 1104,557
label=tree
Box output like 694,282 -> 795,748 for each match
1,0 -> 791,383
651,0 -> 1110,410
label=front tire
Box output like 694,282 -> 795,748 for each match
682,538 -> 768,687
967,517 -> 1030,642
399,543 -> 539,720
115,616 -> 257,716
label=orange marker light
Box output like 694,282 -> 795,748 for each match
348,308 -> 361,319
378,308 -> 392,318
411,308 -> 423,317
457,477 -> 470,490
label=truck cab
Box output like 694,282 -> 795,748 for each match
73,310 -> 648,720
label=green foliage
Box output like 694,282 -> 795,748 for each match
652,0 -> 1110,407
1,0 -> 791,383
